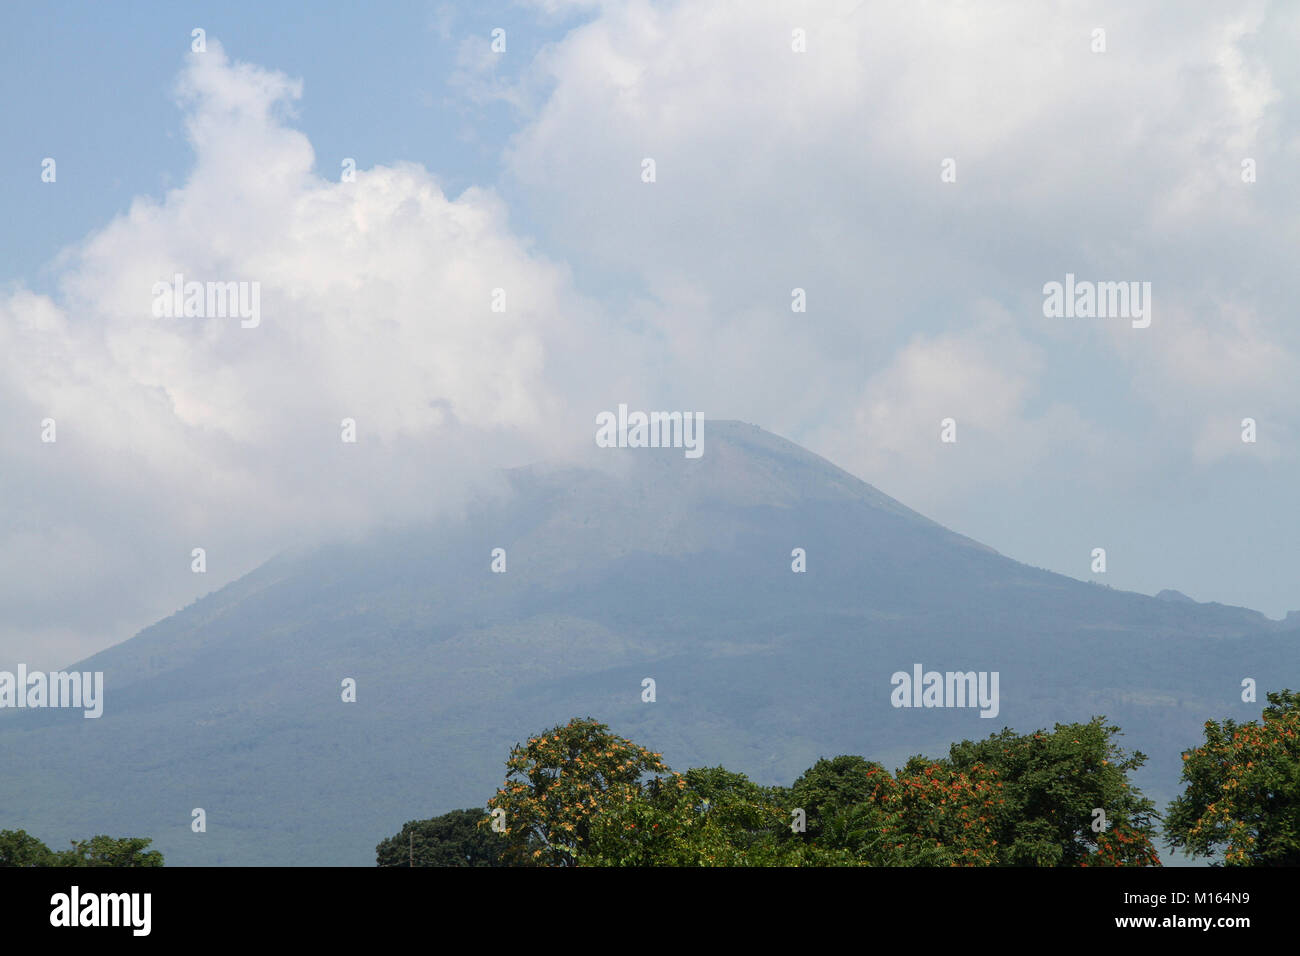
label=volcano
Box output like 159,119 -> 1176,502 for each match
1,421 -> 1293,865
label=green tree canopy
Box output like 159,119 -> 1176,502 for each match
2,831 -> 163,867
376,809 -> 507,866
1165,689 -> 1300,865
418,714 -> 1164,867
56,835 -> 164,867
791,755 -> 889,842
945,718 -> 1160,866
0,829 -> 57,867
788,720 -> 1159,866
584,764 -> 855,866
485,716 -> 672,866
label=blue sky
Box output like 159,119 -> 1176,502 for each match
1,1 -> 567,289
2,1 -> 1299,667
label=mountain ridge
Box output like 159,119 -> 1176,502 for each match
1,420 -> 1294,865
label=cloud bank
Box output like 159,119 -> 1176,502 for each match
0,42 -> 624,666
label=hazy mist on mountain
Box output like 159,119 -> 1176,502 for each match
1,421 -> 1293,865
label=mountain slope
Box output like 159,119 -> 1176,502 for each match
1,421 -> 1294,865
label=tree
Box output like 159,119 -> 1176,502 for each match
375,809 -> 507,866
452,714 -> 1161,867
485,717 -> 672,866
0,829 -> 56,867
1165,689 -> 1300,865
789,720 -> 1159,867
862,757 -> 1008,866
945,719 -> 1159,866
584,765 -> 856,866
790,755 -> 886,843
580,769 -> 699,865
796,757 -> 1009,866
2,831 -> 163,867
56,835 -> 163,867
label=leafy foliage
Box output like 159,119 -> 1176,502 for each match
790,755 -> 885,842
1165,689 -> 1300,865
862,758 -> 1009,865
376,809 -> 507,866
944,719 -> 1160,866
789,720 -> 1158,866
0,829 -> 58,867
0,830 -> 163,867
372,707 -> 1300,867
582,765 -> 857,866
484,716 -> 672,866
56,835 -> 164,867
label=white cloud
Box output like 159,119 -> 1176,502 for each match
9,2 -> 1300,661
503,0 -> 1300,495
0,42 -> 625,667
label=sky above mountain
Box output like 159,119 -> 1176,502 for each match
2,0 -> 1298,669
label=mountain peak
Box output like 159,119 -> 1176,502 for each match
0,419 -> 1285,866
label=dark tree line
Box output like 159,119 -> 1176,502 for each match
380,690 -> 1300,867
